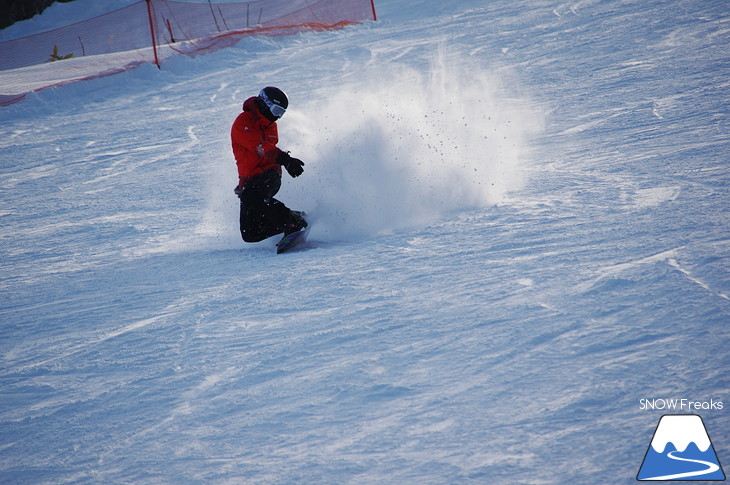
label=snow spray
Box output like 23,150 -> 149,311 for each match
285,48 -> 542,240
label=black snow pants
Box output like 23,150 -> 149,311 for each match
238,169 -> 293,242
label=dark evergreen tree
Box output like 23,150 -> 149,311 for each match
1,0 -> 77,30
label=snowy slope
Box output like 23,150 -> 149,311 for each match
1,1 -> 729,484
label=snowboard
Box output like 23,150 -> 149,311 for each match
276,224 -> 311,254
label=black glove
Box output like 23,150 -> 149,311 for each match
277,151 -> 304,178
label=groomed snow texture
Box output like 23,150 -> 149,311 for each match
1,0 -> 728,483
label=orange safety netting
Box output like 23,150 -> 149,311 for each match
0,0 -> 377,106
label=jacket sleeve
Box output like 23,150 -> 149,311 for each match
260,123 -> 282,164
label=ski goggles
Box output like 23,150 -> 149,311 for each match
259,90 -> 287,118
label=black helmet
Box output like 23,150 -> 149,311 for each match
257,86 -> 288,121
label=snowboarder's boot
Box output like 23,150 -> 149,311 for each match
283,211 -> 308,235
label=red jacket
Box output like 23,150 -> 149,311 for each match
231,96 -> 283,188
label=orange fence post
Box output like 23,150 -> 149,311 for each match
146,0 -> 160,68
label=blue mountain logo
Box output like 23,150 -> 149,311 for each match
637,414 -> 725,481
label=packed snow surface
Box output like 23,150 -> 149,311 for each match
1,0 -> 729,484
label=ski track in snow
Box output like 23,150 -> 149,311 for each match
1,0 -> 729,484
644,451 -> 721,481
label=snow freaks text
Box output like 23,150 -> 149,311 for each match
639,399 -> 724,411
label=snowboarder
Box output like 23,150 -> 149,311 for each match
231,86 -> 307,243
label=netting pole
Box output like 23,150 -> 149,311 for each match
146,0 -> 161,68
370,0 -> 377,21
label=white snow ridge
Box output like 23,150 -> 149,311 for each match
650,415 -> 712,453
